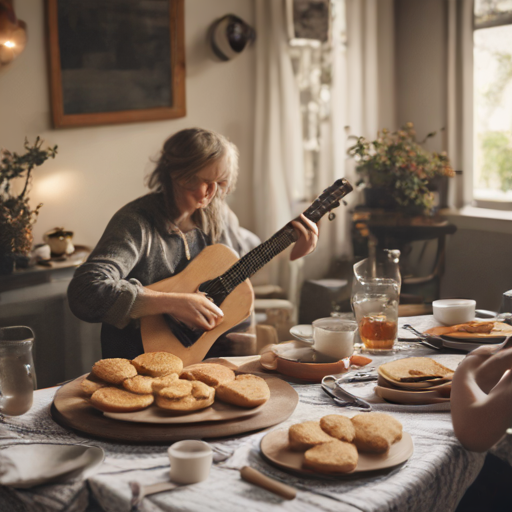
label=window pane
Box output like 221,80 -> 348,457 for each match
473,25 -> 512,201
475,0 -> 512,27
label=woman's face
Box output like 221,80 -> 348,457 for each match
173,155 -> 229,216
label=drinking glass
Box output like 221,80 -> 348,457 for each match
351,250 -> 401,353
0,326 -> 37,416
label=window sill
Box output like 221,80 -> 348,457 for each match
440,206 -> 512,235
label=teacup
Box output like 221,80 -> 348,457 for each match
432,299 -> 476,325
168,440 -> 212,484
311,317 -> 357,360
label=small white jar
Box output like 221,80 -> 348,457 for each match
168,440 -> 212,484
432,299 -> 476,325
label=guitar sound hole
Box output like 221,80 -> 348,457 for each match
162,315 -> 204,348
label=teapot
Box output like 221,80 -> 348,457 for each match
43,227 -> 74,257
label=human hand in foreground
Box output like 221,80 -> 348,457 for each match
451,340 -> 512,452
290,214 -> 319,261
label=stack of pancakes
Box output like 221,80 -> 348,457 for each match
377,357 -> 454,396
80,352 -> 270,414
288,412 -> 403,474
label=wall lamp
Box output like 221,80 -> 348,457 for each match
0,0 -> 26,68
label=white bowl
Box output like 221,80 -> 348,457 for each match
432,299 -> 476,325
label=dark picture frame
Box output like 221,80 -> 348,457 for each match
46,0 -> 185,128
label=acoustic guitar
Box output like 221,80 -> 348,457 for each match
141,178 -> 353,365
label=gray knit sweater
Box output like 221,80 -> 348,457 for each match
67,192 -> 259,359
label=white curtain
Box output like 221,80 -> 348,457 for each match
446,0 -> 473,207
252,0 -> 304,300
252,0 -> 395,294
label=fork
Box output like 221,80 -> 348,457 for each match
402,324 -> 443,350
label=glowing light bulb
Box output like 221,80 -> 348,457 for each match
3,41 -> 15,48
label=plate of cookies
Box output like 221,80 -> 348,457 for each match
260,413 -> 412,476
80,352 -> 271,424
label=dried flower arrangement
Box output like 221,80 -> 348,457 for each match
0,137 -> 57,271
348,123 -> 454,214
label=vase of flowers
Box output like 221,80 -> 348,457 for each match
348,123 -> 454,215
0,137 -> 58,274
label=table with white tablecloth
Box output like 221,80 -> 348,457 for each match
1,316 -> 511,512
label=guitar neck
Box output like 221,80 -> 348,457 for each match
219,178 -> 353,294
219,225 -> 297,293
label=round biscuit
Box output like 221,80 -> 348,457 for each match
155,379 -> 193,400
122,375 -> 155,395
181,363 -> 235,388
131,352 -> 183,377
152,373 -> 179,392
90,387 -> 154,413
91,358 -> 137,385
320,415 -> 356,443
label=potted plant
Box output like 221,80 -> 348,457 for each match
0,137 -> 58,274
347,123 -> 454,215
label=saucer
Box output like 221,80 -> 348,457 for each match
289,325 -> 314,344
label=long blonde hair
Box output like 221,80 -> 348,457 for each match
148,128 -> 239,243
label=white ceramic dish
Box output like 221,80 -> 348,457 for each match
0,443 -> 104,488
432,299 -> 476,325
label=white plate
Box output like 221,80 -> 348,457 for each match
374,385 -> 451,405
0,443 -> 104,488
289,324 -> 314,344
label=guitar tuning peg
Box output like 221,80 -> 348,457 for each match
328,212 -> 336,221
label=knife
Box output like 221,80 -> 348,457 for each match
321,375 -> 372,411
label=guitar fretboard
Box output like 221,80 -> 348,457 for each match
220,225 -> 298,293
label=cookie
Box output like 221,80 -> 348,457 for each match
155,379 -> 193,400
215,374 -> 270,408
131,352 -> 183,377
155,381 -> 215,412
80,373 -> 107,396
152,373 -> 179,392
91,358 -> 137,385
90,387 -> 154,413
122,375 -> 155,395
181,363 -> 236,388
351,413 -> 403,453
288,421 -> 335,451
320,415 -> 356,443
303,440 -> 358,474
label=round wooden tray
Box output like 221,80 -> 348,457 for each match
51,374 -> 298,444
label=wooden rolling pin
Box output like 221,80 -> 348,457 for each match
240,466 -> 297,500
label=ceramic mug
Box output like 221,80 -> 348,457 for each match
168,440 -> 212,484
311,317 -> 358,360
43,228 -> 74,257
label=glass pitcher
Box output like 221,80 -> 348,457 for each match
351,250 -> 401,352
0,326 -> 37,416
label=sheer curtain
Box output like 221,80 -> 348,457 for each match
252,0 -> 395,293
252,0 -> 304,300
446,0 -> 473,207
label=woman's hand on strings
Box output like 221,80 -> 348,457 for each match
290,214 -> 319,261
168,292 -> 225,330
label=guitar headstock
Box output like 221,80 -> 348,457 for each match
303,178 -> 353,223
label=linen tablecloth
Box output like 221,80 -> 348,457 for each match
0,315 -> 507,512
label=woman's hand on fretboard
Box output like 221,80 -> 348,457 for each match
290,214 -> 319,261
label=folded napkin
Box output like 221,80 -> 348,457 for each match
0,443 -> 104,488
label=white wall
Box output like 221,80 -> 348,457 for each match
0,0 -> 256,248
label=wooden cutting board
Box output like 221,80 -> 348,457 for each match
51,374 -> 298,444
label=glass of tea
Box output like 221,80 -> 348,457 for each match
0,326 -> 37,416
351,250 -> 401,353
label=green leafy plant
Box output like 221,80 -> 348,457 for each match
348,123 -> 454,214
0,137 -> 58,255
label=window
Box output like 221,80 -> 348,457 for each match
473,0 -> 512,207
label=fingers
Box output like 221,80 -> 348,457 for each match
474,347 -> 512,392
299,214 -> 319,237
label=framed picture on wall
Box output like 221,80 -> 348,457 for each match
286,0 -> 331,43
46,0 -> 185,128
